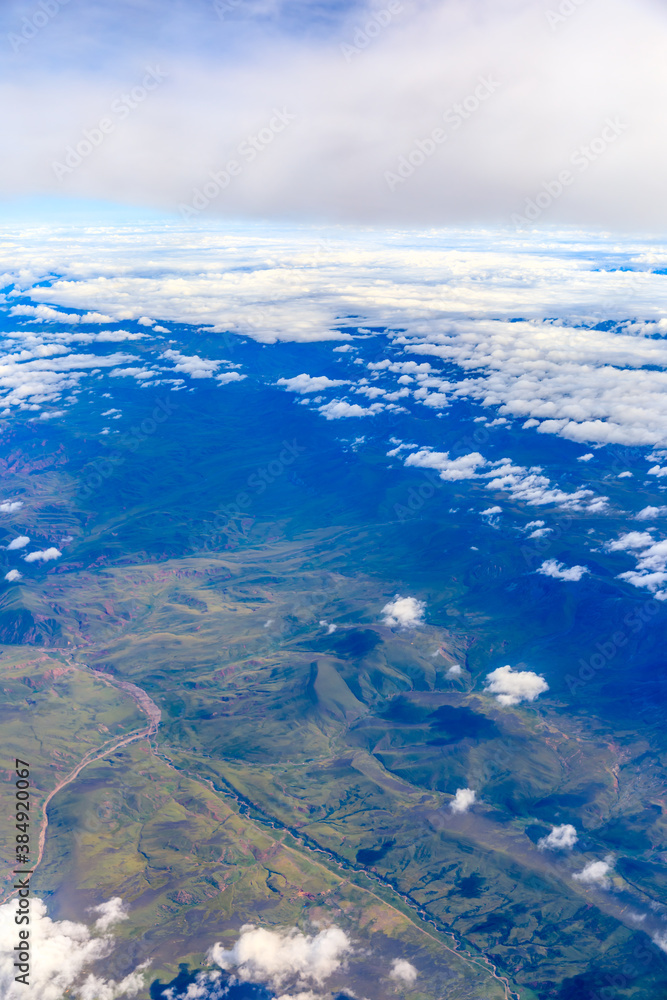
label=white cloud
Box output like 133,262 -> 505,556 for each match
9,304 -> 113,324
607,531 -> 655,551
536,559 -> 589,582
4,569 -> 22,582
450,788 -> 476,814
216,371 -> 247,384
481,506 -> 502,515
446,664 -> 463,678
577,454 -> 594,462
318,399 -> 380,420
0,345 -> 138,411
0,501 -> 23,512
208,924 -> 352,989
24,547 -> 62,563
481,460 -> 604,511
389,959 -> 418,984
5,225 -> 667,453
162,349 -> 221,378
96,330 -> 146,342
614,534 -> 667,599
528,527 -> 552,538
88,898 -> 130,933
277,374 -> 349,394
636,506 -> 667,520
573,858 -> 614,887
398,448 -> 605,511
109,367 -> 154,380
538,824 -> 578,851
0,897 -> 145,1000
484,665 -> 549,707
381,596 -> 425,629
405,449 -> 487,481
6,535 -> 30,550
652,932 -> 667,955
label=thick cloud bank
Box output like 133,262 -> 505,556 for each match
1,0 -> 667,229
2,222 -> 667,454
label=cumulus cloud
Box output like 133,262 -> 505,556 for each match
405,449 -> 487,481
606,531 -> 655,551
216,371 -> 247,384
573,857 -> 614,887
399,448 -> 605,511
481,460 -> 604,510
653,931 -> 667,955
450,788 -> 476,814
318,399 -> 381,419
0,343 -> 138,411
9,304 -> 113,324
161,349 -> 221,378
24,547 -> 62,563
389,959 -> 418,984
4,569 -> 22,581
381,595 -> 425,628
446,664 -> 463,678
208,924 -> 352,989
536,559 -> 589,582
538,824 -> 578,851
484,665 -> 549,707
613,533 -> 667,600
88,898 -> 130,933
6,535 -> 30,550
0,897 -> 145,1000
277,374 -> 349,394
0,501 -> 23,512
636,506 -> 667,520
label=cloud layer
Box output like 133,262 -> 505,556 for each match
3,222 -> 667,456
2,0 -> 667,228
